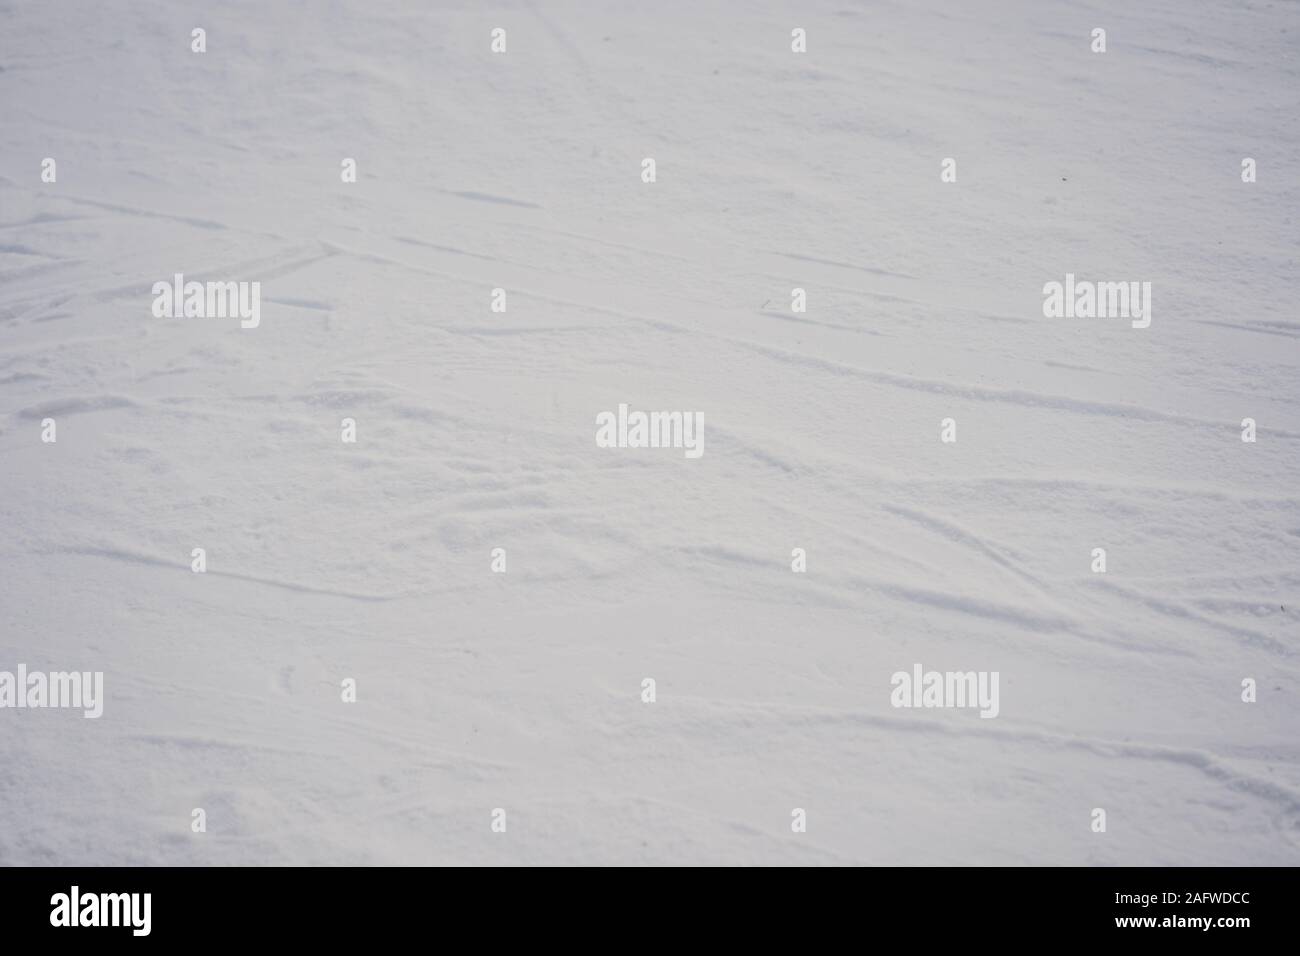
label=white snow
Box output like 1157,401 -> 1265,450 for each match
0,0 -> 1297,865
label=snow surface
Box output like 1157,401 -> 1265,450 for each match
1,0 -> 1297,865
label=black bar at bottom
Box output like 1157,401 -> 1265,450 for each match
0,866 -> 1287,942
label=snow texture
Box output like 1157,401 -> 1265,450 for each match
0,0 -> 1297,865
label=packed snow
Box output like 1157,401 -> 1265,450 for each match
1,0 -> 1297,865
